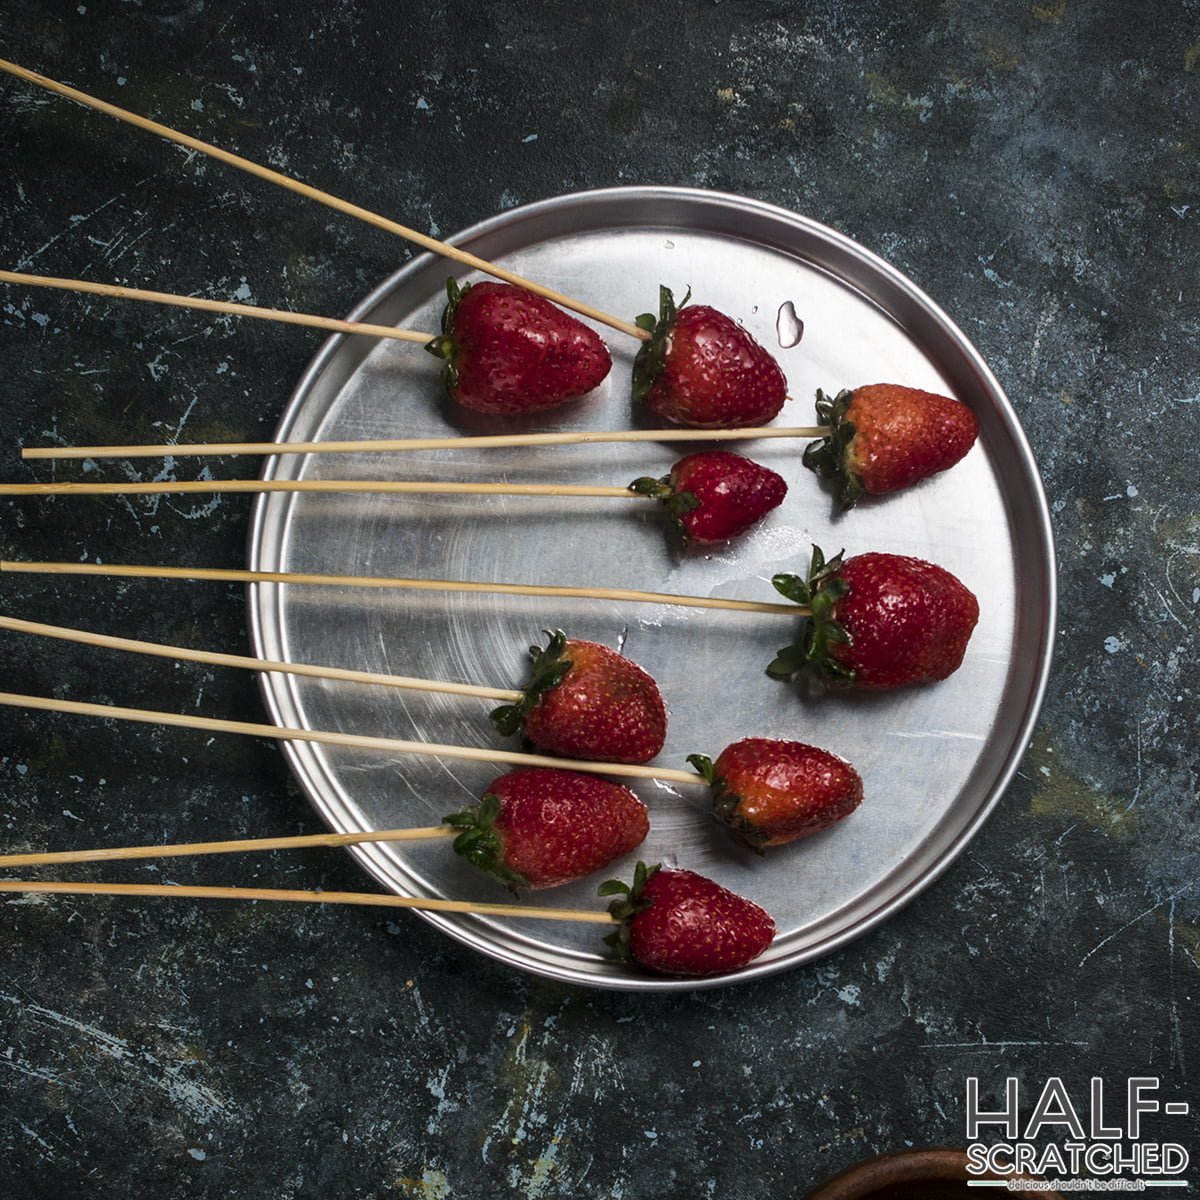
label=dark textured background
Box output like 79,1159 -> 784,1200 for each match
1,2 -> 1197,1196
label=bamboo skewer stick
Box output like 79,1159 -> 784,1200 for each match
0,614 -> 522,702
22,425 -> 828,462
0,269 -> 432,344
0,690 -> 703,786
0,560 -> 804,616
0,58 -> 646,341
0,827 -> 457,869
0,479 -> 639,499
0,879 -> 616,923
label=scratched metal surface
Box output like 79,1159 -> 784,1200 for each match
246,188 -> 1054,988
1,2 -> 1196,1195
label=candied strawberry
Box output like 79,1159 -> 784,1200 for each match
426,279 -> 611,414
803,384 -> 979,508
490,631 -> 667,764
689,737 -> 862,849
600,862 -> 775,976
769,546 -> 980,690
443,768 -> 648,891
629,450 -> 787,544
632,287 -> 787,428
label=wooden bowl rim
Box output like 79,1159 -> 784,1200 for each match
805,1148 -> 1064,1199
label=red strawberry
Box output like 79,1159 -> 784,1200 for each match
688,737 -> 862,849
443,768 -> 649,891
632,287 -> 787,428
629,451 -> 788,544
490,630 -> 667,763
769,546 -> 980,690
600,862 -> 775,976
426,279 -> 611,414
803,384 -> 979,508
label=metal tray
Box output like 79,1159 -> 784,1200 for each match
246,187 -> 1056,991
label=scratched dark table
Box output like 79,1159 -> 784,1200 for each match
1,3 -> 1197,1197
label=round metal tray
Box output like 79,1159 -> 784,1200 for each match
246,186 -> 1056,991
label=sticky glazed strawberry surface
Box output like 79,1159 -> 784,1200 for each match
632,287 -> 787,428
445,768 -> 649,890
491,632 -> 668,765
625,867 -> 776,977
430,281 -> 612,415
829,553 -> 981,690
707,737 -> 864,848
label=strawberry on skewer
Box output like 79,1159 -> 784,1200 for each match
490,631 -> 667,765
600,862 -> 776,976
768,546 -> 980,690
21,424 -> 833,462
0,677 -> 864,856
0,867 -> 771,978
426,280 -> 612,415
629,451 -> 788,545
689,738 -> 863,850
633,287 -> 788,428
444,768 -> 649,891
803,384 -> 979,509
4,452 -> 786,548
0,270 -> 615,421
0,769 -> 649,897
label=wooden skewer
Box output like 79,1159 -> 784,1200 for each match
0,879 -> 616,923
0,58 -> 646,341
13,559 -> 803,616
0,561 -> 806,616
0,479 -> 639,499
0,690 -> 703,785
21,426 -> 829,462
0,613 -> 522,702
0,269 -> 432,344
0,827 -> 457,869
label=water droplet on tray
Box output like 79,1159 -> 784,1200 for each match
775,300 -> 804,348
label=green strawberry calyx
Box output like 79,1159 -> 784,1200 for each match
443,792 -> 528,891
687,754 -> 767,854
631,285 -> 691,406
598,860 -> 660,961
766,544 -> 855,685
424,278 -> 469,394
801,388 -> 864,509
489,629 -> 574,736
627,473 -> 702,540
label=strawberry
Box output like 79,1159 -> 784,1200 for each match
629,450 -> 788,544
600,862 -> 775,976
632,286 -> 787,428
803,384 -> 979,508
490,630 -> 667,763
768,545 -> 980,690
443,768 -> 649,891
426,279 -> 611,414
688,737 -> 862,849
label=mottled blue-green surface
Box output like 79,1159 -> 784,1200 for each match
0,2 -> 1196,1196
